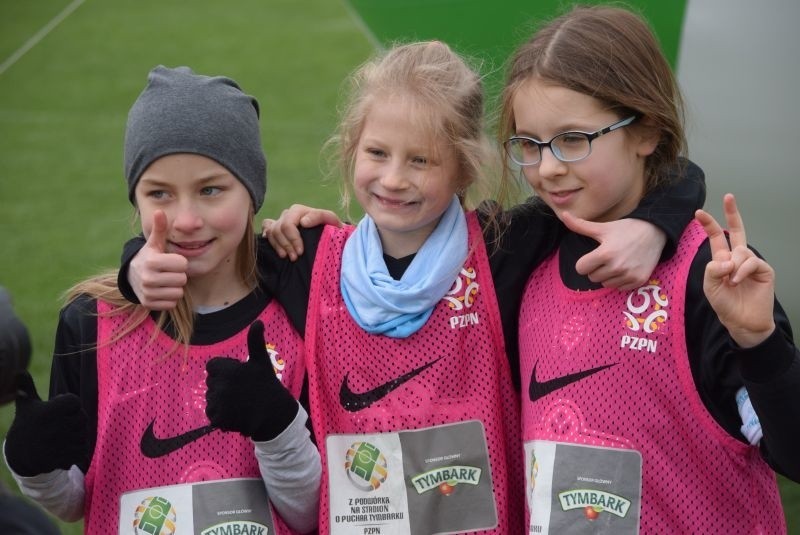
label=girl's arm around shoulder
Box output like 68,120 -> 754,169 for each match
627,157 -> 706,260
262,204 -> 342,262
484,158 -> 705,293
256,226 -> 324,293
257,226 -> 324,339
566,158 -> 705,289
478,197 -> 563,314
478,196 -> 562,266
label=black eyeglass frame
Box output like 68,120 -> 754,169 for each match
504,115 -> 640,166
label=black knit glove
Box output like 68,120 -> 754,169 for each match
5,372 -> 90,477
205,320 -> 299,441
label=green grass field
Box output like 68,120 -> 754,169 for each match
1,1 -> 797,533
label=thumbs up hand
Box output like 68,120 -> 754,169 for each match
129,210 -> 189,310
4,372 -> 90,477
205,321 -> 299,441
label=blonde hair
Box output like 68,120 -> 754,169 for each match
327,40 -> 512,216
499,4 -> 686,191
66,209 -> 258,356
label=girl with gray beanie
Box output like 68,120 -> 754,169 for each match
4,65 -> 319,534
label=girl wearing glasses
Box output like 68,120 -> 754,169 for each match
119,42 -> 703,532
503,5 -> 800,534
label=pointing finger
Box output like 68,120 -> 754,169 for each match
561,211 -> 602,241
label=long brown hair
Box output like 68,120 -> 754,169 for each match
499,4 -> 686,191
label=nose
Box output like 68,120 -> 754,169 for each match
170,201 -> 204,233
380,161 -> 409,191
537,146 -> 567,180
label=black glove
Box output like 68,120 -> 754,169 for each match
205,320 -> 299,441
5,372 -> 90,477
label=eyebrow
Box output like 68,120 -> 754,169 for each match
360,138 -> 435,156
139,171 -> 232,186
515,121 -> 598,139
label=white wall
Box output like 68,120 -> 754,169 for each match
678,0 -> 800,324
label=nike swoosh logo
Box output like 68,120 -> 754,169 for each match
340,357 -> 443,412
529,362 -> 616,402
140,420 -> 215,458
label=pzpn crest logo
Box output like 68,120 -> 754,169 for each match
443,267 -> 479,311
620,279 -> 668,353
266,342 -> 285,381
444,267 -> 482,329
623,279 -> 668,333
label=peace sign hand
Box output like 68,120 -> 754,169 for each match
695,194 -> 776,348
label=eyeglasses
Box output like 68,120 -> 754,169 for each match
504,115 -> 639,166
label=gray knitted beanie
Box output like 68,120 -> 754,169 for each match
124,65 -> 266,211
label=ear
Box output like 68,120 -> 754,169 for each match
634,117 -> 660,157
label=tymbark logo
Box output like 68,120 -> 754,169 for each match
558,488 -> 632,519
411,465 -> 482,495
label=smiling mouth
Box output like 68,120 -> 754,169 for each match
169,239 -> 214,255
173,241 -> 210,248
374,194 -> 417,206
548,189 -> 579,198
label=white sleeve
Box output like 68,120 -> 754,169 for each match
3,441 -> 85,522
254,404 -> 320,533
736,387 -> 763,445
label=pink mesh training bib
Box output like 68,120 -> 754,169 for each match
519,221 -> 784,534
306,212 -> 523,534
86,300 -> 305,534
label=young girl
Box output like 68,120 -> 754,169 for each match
122,43 -> 703,533
3,66 -> 319,534
502,6 -> 800,534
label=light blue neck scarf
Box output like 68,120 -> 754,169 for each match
340,195 -> 468,338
